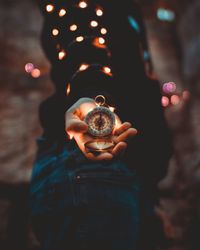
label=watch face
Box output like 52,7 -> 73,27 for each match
84,106 -> 115,137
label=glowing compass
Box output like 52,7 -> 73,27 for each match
84,95 -> 116,152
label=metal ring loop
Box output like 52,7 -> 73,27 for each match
95,95 -> 106,106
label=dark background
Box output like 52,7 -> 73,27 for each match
0,0 -> 200,249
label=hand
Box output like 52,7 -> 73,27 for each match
65,98 -> 138,161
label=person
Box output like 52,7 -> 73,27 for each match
30,1 -> 173,249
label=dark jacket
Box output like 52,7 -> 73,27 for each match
35,0 -> 173,196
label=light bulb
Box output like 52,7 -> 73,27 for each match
46,4 -> 54,13
90,20 -> 98,27
96,8 -> 103,16
76,36 -> 84,42
59,8 -> 67,17
58,50 -> 66,60
66,83 -> 71,96
52,28 -> 59,36
79,64 -> 89,71
103,66 -> 112,75
79,1 -> 88,8
100,28 -> 107,35
99,37 -> 105,44
70,24 -> 78,31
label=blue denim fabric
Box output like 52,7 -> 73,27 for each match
30,137 -> 141,250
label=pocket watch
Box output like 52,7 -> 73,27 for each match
84,95 -> 116,152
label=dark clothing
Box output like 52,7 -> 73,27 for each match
30,138 -> 141,250
30,1 -> 173,249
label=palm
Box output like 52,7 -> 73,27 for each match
65,98 -> 137,161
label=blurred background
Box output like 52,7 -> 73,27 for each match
0,0 -> 200,249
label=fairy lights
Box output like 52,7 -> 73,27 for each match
78,1 -> 88,8
52,28 -> 59,36
96,8 -> 103,16
70,24 -> 78,31
79,64 -> 89,71
58,50 -> 66,60
76,36 -> 84,42
102,66 -> 112,76
99,37 -> 105,44
66,83 -> 71,96
46,4 -> 54,13
90,20 -> 98,28
93,37 -> 106,48
59,8 -> 67,17
100,28 -> 107,35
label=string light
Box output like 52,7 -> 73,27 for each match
59,8 -> 67,17
99,37 -> 105,44
93,37 -> 106,48
76,36 -> 84,42
100,28 -> 107,35
96,8 -> 103,16
31,69 -> 41,78
103,66 -> 112,76
66,83 -> 71,96
70,24 -> 78,31
58,50 -> 66,60
52,28 -> 59,36
78,1 -> 88,8
90,20 -> 98,28
79,64 -> 89,71
46,4 -> 54,13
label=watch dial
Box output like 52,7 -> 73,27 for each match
84,106 -> 115,137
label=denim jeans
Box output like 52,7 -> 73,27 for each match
30,138 -> 141,250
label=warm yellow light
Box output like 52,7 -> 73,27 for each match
79,64 -> 89,71
59,8 -> 67,17
92,37 -> 106,48
66,83 -> 71,96
76,36 -> 84,42
79,1 -> 88,8
96,9 -> 103,16
99,37 -> 105,44
100,28 -> 107,35
103,66 -> 111,75
31,68 -> 41,78
46,4 -> 54,12
58,50 -> 66,60
70,24 -> 78,31
90,20 -> 98,27
52,28 -> 59,36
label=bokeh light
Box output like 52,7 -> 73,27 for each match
161,96 -> 170,107
171,95 -> 180,105
31,68 -> 41,78
163,82 -> 176,94
25,63 -> 34,73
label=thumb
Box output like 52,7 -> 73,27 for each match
66,118 -> 88,134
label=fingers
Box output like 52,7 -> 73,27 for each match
114,122 -> 132,136
114,128 -> 137,144
86,152 -> 113,161
112,142 -> 127,157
